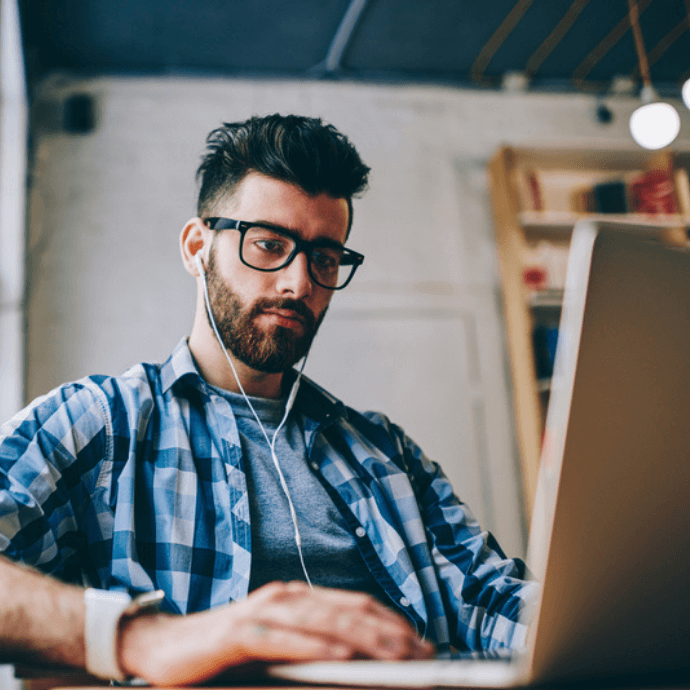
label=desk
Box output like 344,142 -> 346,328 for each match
23,681 -> 106,690
41,678 -> 690,690
18,667 -> 690,690
49,686 -> 690,690
14,666 -> 107,690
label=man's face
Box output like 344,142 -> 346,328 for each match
204,172 -> 350,374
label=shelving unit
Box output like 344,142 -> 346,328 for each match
488,145 -> 690,519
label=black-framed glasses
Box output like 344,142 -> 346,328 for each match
204,217 -> 365,290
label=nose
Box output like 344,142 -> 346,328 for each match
275,250 -> 314,299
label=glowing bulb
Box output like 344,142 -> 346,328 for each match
629,101 -> 680,150
682,77 -> 690,111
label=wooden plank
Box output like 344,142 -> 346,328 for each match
488,147 -> 543,520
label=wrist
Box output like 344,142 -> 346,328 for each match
117,607 -> 171,681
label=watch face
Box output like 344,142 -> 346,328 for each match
124,589 -> 165,617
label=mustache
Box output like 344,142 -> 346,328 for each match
249,298 -> 316,327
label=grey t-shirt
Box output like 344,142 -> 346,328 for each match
216,387 -> 390,603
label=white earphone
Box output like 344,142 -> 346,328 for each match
194,245 -> 312,586
195,251 -> 205,277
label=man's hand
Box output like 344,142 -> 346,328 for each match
119,581 -> 435,686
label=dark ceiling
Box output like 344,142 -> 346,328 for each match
19,0 -> 690,98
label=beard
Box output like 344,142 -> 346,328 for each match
205,248 -> 327,373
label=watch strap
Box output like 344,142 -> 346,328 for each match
84,588 -> 132,680
84,588 -> 165,680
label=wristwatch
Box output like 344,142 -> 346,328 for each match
84,588 -> 165,680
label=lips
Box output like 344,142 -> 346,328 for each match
253,298 -> 315,331
261,308 -> 305,327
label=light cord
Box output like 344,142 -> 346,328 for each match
627,0 -> 651,88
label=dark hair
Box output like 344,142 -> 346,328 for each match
196,114 -> 371,236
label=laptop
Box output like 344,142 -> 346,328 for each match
268,221 -> 690,687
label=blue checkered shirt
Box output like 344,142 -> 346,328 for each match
0,339 -> 536,653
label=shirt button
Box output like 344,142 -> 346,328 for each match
399,597 -> 410,607
311,462 -> 319,472
355,527 -> 366,538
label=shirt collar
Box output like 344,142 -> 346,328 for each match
161,338 -> 346,425
160,338 -> 204,394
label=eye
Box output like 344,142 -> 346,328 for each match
245,227 -> 292,256
311,248 -> 341,272
255,238 -> 288,254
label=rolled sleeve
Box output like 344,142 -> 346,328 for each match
0,382 -> 110,579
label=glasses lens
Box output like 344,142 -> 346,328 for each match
239,224 -> 360,289
241,227 -> 295,270
309,247 -> 350,289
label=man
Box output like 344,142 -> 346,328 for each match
0,114 -> 535,684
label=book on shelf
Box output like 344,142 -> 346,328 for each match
521,240 -> 569,294
592,179 -> 628,213
516,168 -> 612,212
516,155 -> 690,218
628,167 -> 680,214
532,323 -> 559,381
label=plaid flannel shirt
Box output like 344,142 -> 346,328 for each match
0,339 -> 536,653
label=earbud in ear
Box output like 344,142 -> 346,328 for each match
195,252 -> 206,277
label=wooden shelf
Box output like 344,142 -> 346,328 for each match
528,291 -> 563,309
488,145 -> 690,521
519,210 -> 690,232
536,378 -> 552,393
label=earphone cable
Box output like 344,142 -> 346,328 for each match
199,260 -> 313,587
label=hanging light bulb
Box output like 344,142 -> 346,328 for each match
683,78 -> 690,110
630,85 -> 681,150
627,0 -> 680,149
684,0 -> 690,110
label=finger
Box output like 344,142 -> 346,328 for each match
257,600 -> 426,659
244,583 -> 432,660
275,583 -> 416,635
321,608 -> 431,660
308,585 -> 414,625
240,622 -> 354,662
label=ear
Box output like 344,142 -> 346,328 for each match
180,217 -> 210,277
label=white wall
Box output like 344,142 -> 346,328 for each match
0,0 -> 26,439
0,0 -> 27,685
24,76 -> 690,559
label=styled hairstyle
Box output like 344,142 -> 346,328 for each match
196,114 -> 371,237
